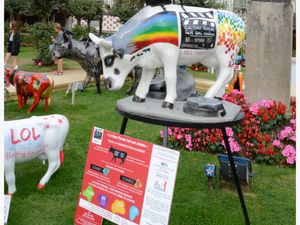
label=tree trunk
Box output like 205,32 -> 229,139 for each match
76,17 -> 81,25
9,12 -> 14,21
87,20 -> 91,32
98,15 -> 103,36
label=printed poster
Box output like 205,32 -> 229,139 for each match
74,127 -> 180,225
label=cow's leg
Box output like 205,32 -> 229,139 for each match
5,159 -> 16,194
24,96 -> 28,105
38,150 -> 60,189
205,46 -> 237,98
45,97 -> 50,112
162,62 -> 178,109
82,74 -> 92,92
95,74 -> 102,94
17,95 -> 24,109
205,66 -> 234,98
133,68 -> 155,102
28,94 -> 40,113
126,67 -> 142,95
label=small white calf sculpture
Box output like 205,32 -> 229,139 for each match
89,4 -> 245,109
4,114 -> 69,194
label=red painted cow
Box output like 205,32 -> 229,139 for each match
5,67 -> 54,113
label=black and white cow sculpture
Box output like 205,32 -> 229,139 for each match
90,4 -> 245,109
52,33 -> 142,95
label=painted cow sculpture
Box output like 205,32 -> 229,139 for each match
52,33 -> 143,95
89,4 -> 245,109
5,68 -> 54,112
4,114 -> 69,194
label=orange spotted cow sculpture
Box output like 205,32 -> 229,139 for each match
5,68 -> 54,113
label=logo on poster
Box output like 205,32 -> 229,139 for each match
92,128 -> 103,145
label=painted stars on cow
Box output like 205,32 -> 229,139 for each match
57,118 -> 64,125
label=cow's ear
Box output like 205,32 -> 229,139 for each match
113,48 -> 125,59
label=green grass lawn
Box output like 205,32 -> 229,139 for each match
4,83 -> 295,224
5,46 -> 81,72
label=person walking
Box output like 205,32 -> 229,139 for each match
51,23 -> 64,75
4,21 -> 21,69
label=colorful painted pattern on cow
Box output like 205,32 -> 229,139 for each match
217,11 -> 245,55
128,11 -> 178,53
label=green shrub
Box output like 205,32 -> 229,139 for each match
20,33 -> 32,46
28,22 -> 55,65
71,24 -> 97,40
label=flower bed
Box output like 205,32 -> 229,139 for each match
161,90 -> 296,166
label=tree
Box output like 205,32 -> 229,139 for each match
68,0 -> 103,31
5,0 -> 30,21
109,0 -> 145,23
26,0 -> 68,22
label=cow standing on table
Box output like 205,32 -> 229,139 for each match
5,67 -> 54,113
89,4 -> 245,109
4,114 -> 69,195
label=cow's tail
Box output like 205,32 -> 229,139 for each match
60,150 -> 64,166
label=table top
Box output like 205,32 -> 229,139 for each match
116,96 -> 244,128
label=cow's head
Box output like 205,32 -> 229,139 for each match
4,66 -> 18,86
89,33 -> 132,90
51,32 -> 73,59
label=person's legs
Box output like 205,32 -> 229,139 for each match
58,59 -> 63,75
54,58 -> 59,75
4,52 -> 11,67
12,56 -> 17,69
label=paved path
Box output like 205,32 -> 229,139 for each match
5,68 -> 295,98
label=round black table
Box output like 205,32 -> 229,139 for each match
116,96 -> 250,225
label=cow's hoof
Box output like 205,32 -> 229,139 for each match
162,101 -> 174,109
132,94 -> 145,103
37,184 -> 45,189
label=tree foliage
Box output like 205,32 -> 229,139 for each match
68,0 -> 103,30
26,0 -> 68,22
109,0 -> 145,23
5,0 -> 31,20
29,23 -> 55,65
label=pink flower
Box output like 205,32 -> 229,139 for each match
176,134 -> 183,140
226,127 -> 234,137
281,148 -> 290,157
160,130 -> 164,138
185,134 -> 191,142
222,137 -> 241,153
272,139 -> 282,148
282,145 -> 296,165
168,128 -> 173,136
286,156 -> 295,165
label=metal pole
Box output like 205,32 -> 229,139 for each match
221,128 -> 250,225
162,126 -> 168,147
119,117 -> 128,135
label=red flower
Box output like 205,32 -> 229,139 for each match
263,111 -> 269,123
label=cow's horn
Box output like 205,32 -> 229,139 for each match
89,33 -> 112,49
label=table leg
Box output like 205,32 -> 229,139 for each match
221,128 -> 250,225
162,126 -> 168,147
120,117 -> 128,135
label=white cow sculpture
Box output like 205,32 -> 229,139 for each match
89,4 -> 245,109
4,114 -> 69,194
